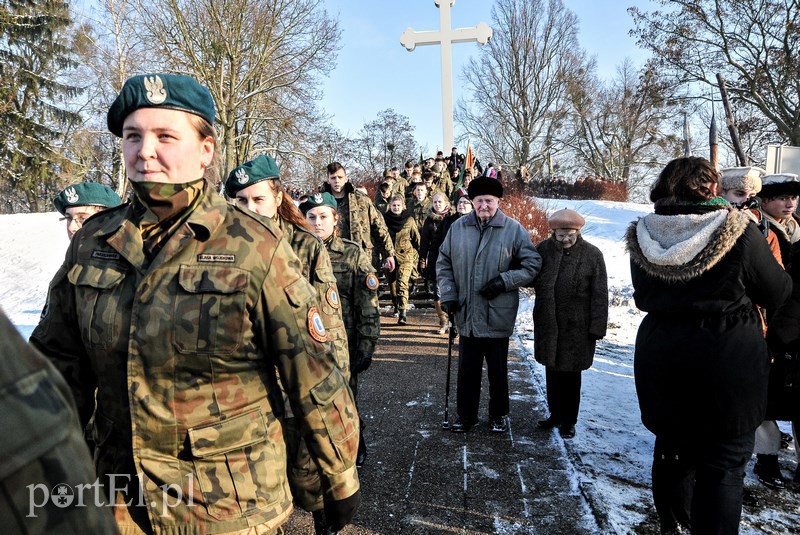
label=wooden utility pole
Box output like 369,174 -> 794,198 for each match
716,74 -> 748,166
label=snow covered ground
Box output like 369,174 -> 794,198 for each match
1,200 -> 798,533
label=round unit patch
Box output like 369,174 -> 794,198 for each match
326,286 -> 340,309
307,307 -> 328,342
366,273 -> 379,291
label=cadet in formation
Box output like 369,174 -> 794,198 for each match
224,155 -> 351,535
31,73 -> 360,535
301,193 -> 380,527
323,161 -> 396,272
54,182 -> 121,239
382,194 -> 420,325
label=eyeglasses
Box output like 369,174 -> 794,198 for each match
59,214 -> 93,227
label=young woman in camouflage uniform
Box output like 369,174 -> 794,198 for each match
301,193 -> 380,529
224,156 -> 352,535
382,195 -> 421,325
31,74 -> 360,535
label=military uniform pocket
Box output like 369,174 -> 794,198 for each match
310,372 -> 358,448
188,409 -> 279,519
68,263 -> 127,350
174,265 -> 248,355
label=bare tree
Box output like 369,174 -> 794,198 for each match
455,0 -> 589,177
132,0 -> 341,185
629,0 -> 800,148
566,59 -> 681,195
348,109 -> 418,183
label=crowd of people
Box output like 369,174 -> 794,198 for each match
3,71 -> 798,535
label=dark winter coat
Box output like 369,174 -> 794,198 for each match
438,210 -> 542,338
626,204 -> 791,438
418,207 -> 452,281
533,235 -> 608,372
763,215 -> 800,420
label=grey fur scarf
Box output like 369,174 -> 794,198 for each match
625,208 -> 750,283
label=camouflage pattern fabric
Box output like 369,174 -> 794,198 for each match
30,183 -> 359,535
285,235 -> 380,512
277,219 -> 350,377
322,182 -> 395,262
373,194 -> 389,215
387,218 -> 420,311
408,197 -> 431,233
0,307 -> 120,534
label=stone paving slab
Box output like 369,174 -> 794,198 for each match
284,309 -> 600,534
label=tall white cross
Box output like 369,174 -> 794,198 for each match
400,0 -> 492,152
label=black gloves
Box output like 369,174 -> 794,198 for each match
324,489 -> 361,531
479,276 -> 506,300
441,301 -> 459,314
353,350 -> 373,374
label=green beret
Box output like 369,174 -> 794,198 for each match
224,155 -> 280,197
299,192 -> 338,214
53,183 -> 122,215
107,73 -> 215,137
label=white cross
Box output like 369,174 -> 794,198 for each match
400,0 -> 492,152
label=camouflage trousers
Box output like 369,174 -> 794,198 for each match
386,259 -> 415,311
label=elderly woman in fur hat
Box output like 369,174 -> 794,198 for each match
626,156 -> 791,535
533,209 -> 607,440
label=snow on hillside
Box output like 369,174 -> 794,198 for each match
0,200 -> 798,533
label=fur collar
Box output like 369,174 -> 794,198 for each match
625,208 -> 750,283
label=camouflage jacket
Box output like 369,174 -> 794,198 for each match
278,219 -> 350,377
373,194 -> 390,215
30,185 -> 359,535
322,182 -> 395,260
0,308 -> 119,534
408,197 -> 431,231
324,236 -> 380,359
387,215 -> 421,264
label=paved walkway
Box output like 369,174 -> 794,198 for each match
285,308 -> 602,534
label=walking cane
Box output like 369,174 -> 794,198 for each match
442,312 -> 455,429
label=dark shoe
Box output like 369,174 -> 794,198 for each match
559,424 -> 576,439
754,454 -> 785,490
537,417 -> 560,430
356,438 -> 367,468
781,431 -> 793,449
490,416 -> 508,433
313,509 -> 337,535
398,311 -> 407,325
450,418 -> 475,433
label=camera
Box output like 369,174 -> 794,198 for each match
736,197 -> 760,210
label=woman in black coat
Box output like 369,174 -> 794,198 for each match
533,209 -> 607,440
625,157 -> 791,535
419,191 -> 453,334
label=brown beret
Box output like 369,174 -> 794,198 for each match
548,208 -> 585,230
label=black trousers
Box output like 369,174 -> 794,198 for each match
544,368 -> 582,427
651,430 -> 754,534
456,336 -> 510,422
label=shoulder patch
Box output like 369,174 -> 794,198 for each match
366,273 -> 380,290
307,306 -> 328,342
325,286 -> 340,309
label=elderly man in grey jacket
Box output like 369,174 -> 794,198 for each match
437,177 -> 542,433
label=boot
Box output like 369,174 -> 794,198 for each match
433,301 -> 449,334
312,509 -> 338,535
754,454 -> 785,490
398,310 -> 407,325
